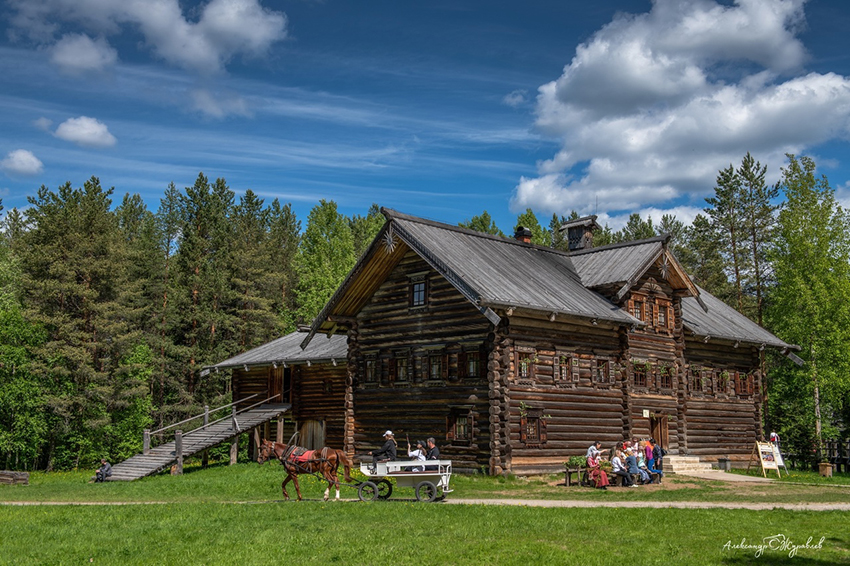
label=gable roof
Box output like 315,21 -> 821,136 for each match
302,209 -> 796,356
681,287 -> 796,350
208,330 -> 347,371
302,209 -> 639,347
570,236 -> 705,308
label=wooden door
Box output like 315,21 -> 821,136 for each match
650,414 -> 669,449
300,420 -> 325,450
268,367 -> 283,403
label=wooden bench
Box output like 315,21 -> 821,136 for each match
564,466 -> 588,487
0,471 -> 29,485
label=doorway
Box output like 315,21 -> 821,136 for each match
299,420 -> 326,450
268,367 -> 292,404
650,414 -> 669,449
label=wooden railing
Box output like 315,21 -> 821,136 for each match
143,393 -> 282,454
782,440 -> 850,472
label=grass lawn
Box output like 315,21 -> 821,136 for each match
2,461 -> 850,504
2,464 -> 849,564
729,467 -> 850,485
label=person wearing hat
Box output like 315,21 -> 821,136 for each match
407,439 -> 426,472
371,430 -> 397,472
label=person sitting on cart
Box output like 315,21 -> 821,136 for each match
407,438 -> 426,472
425,437 -> 440,471
371,430 -> 397,472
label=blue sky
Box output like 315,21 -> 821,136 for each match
1,0 -> 849,232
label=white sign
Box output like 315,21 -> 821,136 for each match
642,409 -> 650,418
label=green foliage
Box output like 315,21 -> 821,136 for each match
295,200 -> 355,324
513,208 -> 549,246
459,210 -> 505,237
350,203 -> 384,258
767,154 -> 850,455
678,214 -> 733,300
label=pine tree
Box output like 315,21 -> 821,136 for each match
678,214 -> 733,299
267,199 -> 300,335
738,153 -> 778,325
706,164 -> 747,313
20,178 -> 127,468
513,208 -> 549,246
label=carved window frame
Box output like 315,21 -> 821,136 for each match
515,346 -> 537,383
446,405 -> 474,445
408,272 -> 429,310
520,407 -> 547,448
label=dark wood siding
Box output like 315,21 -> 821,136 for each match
291,364 -> 347,449
350,251 -> 491,472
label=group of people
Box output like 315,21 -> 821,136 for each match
370,430 -> 440,472
585,438 -> 666,490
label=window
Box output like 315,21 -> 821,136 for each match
426,352 -> 447,381
633,361 -> 648,388
701,370 -> 714,394
659,365 -> 673,389
459,350 -> 480,379
658,307 -> 666,326
517,351 -> 535,380
520,407 -> 547,447
364,359 -> 376,383
736,372 -> 754,396
595,359 -> 610,383
447,407 -> 473,443
409,274 -> 428,308
632,301 -> 642,321
396,356 -> 409,382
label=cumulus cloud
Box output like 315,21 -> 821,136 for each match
0,149 -> 44,176
50,33 -> 117,73
54,116 -> 117,147
8,0 -> 287,74
512,0 -> 850,217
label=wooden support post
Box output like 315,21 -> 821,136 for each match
276,417 -> 284,443
230,435 -> 238,465
231,405 -> 238,431
253,427 -> 261,462
202,405 -> 209,468
143,429 -> 150,455
175,430 -> 183,475
264,421 -> 271,442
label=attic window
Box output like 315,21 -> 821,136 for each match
409,274 -> 428,308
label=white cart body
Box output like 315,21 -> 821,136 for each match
358,459 -> 452,499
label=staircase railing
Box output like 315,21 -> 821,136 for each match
143,393 -> 283,454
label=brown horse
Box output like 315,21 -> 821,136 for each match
257,439 -> 354,501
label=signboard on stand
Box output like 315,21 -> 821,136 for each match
747,441 -> 782,478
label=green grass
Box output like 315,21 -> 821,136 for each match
728,467 -> 850,485
1,503 -> 848,565
2,464 -> 849,564
2,462 -> 850,504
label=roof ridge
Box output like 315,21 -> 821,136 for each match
381,207 -> 580,260
570,234 -> 669,255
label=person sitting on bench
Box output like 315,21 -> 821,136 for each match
95,459 -> 112,482
371,430 -> 397,472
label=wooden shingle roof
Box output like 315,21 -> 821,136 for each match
209,330 -> 347,370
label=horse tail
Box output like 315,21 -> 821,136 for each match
337,450 -> 354,483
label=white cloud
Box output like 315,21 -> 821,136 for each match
503,90 -> 527,108
0,149 -> 44,176
512,0 -> 850,217
33,117 -> 53,131
191,88 -> 251,118
8,0 -> 288,74
54,116 -> 117,147
50,33 -> 117,73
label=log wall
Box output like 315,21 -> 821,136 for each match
350,251 -> 492,472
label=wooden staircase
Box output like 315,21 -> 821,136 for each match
108,404 -> 290,481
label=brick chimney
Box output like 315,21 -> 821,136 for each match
514,226 -> 533,244
559,215 -> 600,252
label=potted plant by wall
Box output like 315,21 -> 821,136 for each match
817,440 -> 833,477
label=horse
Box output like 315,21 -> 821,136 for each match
257,439 -> 354,501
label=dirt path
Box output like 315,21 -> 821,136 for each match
3,498 -> 849,511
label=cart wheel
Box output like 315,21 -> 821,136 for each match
358,481 -> 379,502
415,481 -> 437,502
376,479 -> 393,500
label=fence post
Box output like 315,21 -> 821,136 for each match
175,430 -> 183,475
230,435 -> 238,466
143,429 -> 150,455
202,405 -> 209,468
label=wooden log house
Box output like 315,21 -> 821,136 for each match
209,331 -> 348,452
217,208 -> 798,474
